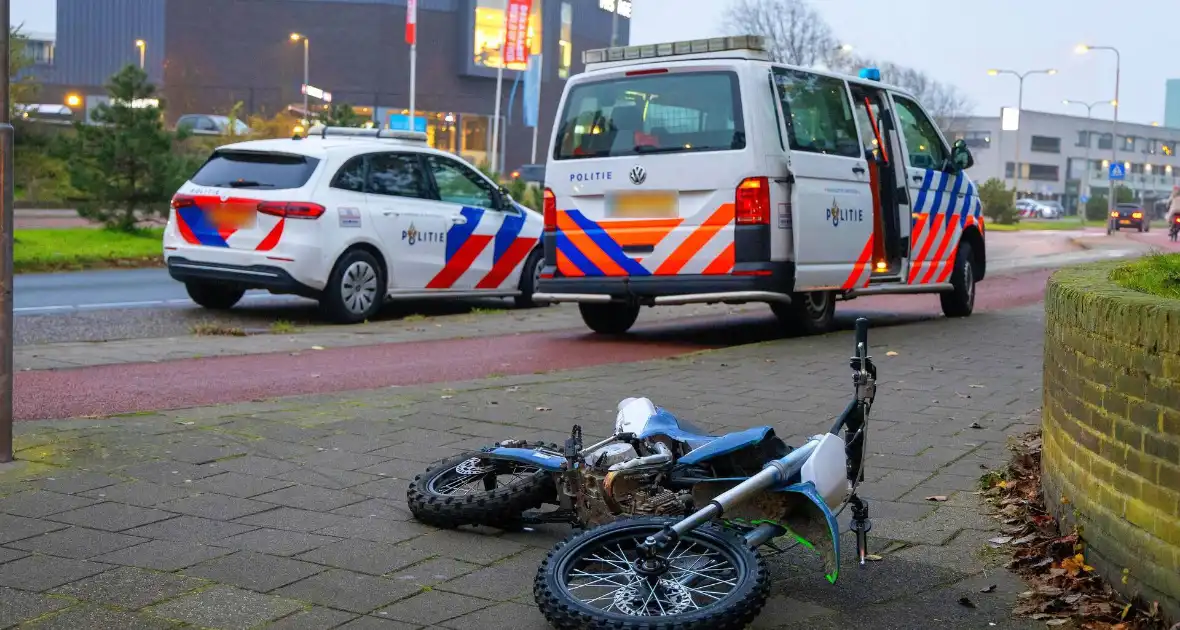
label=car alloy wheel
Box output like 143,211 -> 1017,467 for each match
341,260 -> 379,315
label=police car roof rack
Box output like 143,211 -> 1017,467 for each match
308,125 -> 428,143
582,35 -> 767,65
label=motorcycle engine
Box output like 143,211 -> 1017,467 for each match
576,442 -> 690,527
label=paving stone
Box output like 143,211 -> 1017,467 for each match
297,539 -> 433,576
120,460 -> 223,483
387,557 -> 481,588
749,595 -> 836,629
0,554 -> 111,591
90,540 -> 234,571
404,531 -> 529,565
10,526 -> 147,559
0,546 -> 30,565
188,472 -> 295,498
265,606 -> 359,630
48,502 -> 177,532
0,513 -> 68,545
347,477 -> 411,499
185,551 -> 327,592
336,616 -> 419,630
272,467 -> 383,490
234,507 -> 354,533
331,499 -> 413,521
166,444 -> 249,465
219,528 -> 341,557
435,601 -> 552,630
81,481 -> 194,506
253,485 -> 368,512
375,589 -> 491,625
354,459 -> 431,480
148,584 -> 304,629
314,434 -> 400,454
274,569 -> 421,614
367,443 -> 466,464
297,449 -> 389,471
208,455 -> 300,477
155,493 -> 275,520
123,515 -> 257,543
52,566 -> 207,609
313,517 -> 434,545
436,549 -> 545,601
0,491 -> 100,518
0,586 -> 72,627
23,604 -> 179,630
34,473 -> 123,495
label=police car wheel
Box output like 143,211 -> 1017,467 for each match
320,249 -> 385,324
514,248 -> 548,308
579,303 -> 640,334
185,282 -> 245,311
940,242 -> 976,318
772,291 -> 835,335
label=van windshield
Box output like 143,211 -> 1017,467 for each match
552,70 -> 745,160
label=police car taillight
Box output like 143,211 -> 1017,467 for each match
582,35 -> 767,65
171,194 -> 197,209
257,201 -> 326,220
543,188 -> 557,232
735,177 -> 770,225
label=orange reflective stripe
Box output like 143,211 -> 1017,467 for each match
655,204 -> 735,276
556,212 -> 627,276
556,248 -> 584,277
701,242 -> 735,275
597,218 -> 682,247
842,238 -> 874,290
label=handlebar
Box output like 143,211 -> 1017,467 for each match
854,317 -> 869,358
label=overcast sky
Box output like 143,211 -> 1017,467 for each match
11,0 -> 1178,125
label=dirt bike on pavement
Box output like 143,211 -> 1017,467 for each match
531,318 -> 879,630
1170,214 -> 1179,241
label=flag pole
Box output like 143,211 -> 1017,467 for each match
407,0 -> 417,130
530,53 -> 543,165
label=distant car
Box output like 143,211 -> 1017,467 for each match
176,114 -> 251,136
1038,200 -> 1064,219
1111,203 -> 1150,232
1015,199 -> 1049,219
510,164 -> 545,186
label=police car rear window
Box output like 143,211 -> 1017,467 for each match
553,71 -> 745,160
191,150 -> 321,190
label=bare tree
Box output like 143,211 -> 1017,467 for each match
724,0 -> 835,67
830,54 -> 973,132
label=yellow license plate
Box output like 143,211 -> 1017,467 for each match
208,205 -> 256,229
606,191 -> 679,219
1119,220 -> 1131,225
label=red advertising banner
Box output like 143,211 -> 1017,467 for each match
406,0 -> 417,45
502,0 -> 532,65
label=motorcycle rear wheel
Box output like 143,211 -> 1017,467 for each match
535,517 -> 770,630
407,444 -> 558,529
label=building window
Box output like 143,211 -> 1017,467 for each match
1097,133 -> 1113,150
558,2 -> 573,79
460,114 -> 491,165
1006,163 -> 1060,181
474,0 -> 542,71
1076,131 -> 1090,148
1029,135 -> 1060,153
25,39 -> 54,65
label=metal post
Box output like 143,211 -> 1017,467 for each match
409,42 -> 417,129
1109,50 -> 1120,217
302,38 -> 309,123
610,0 -> 619,47
530,53 -> 543,164
1013,76 -> 1024,203
491,53 -> 504,177
1,0 -> 15,463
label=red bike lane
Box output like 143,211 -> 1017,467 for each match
15,268 -> 1054,421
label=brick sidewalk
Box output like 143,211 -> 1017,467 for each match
0,307 -> 1048,629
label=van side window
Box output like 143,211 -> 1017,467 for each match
892,95 -> 949,170
771,68 -> 861,158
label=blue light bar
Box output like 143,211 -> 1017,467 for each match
859,68 -> 881,81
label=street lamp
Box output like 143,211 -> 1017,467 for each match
290,33 -> 309,124
64,93 -> 82,108
987,68 -> 1057,200
1076,44 -> 1121,217
134,39 -> 146,70
1063,99 -> 1115,218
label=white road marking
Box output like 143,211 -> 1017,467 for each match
14,293 -> 298,315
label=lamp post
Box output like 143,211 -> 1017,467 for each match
0,0 -> 13,463
987,68 -> 1057,203
1063,99 -> 1114,219
290,33 -> 309,124
1076,45 -> 1120,218
135,39 -> 146,70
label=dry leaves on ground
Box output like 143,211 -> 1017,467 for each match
980,431 -> 1169,630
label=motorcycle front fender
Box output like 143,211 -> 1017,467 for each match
483,447 -> 567,472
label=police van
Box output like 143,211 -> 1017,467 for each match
534,35 -> 985,335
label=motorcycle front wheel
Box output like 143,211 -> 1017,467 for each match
534,517 -> 770,630
407,445 -> 557,529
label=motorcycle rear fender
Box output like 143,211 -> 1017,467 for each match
691,479 -> 841,584
676,426 -> 775,465
483,447 -> 566,472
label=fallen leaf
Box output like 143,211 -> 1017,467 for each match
440,395 -> 453,400
865,554 -> 883,561
311,345 -> 325,350
1012,534 -> 1040,545
926,495 -> 949,502
1046,620 -> 1070,627
980,584 -> 997,593
969,384 -> 985,388
970,421 -> 983,429
505,386 -> 520,392
886,351 -> 899,356
536,407 -> 552,412
989,536 -> 1014,546
959,596 -> 976,608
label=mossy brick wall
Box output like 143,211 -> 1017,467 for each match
1043,261 -> 1180,623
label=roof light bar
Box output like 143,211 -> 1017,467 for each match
308,125 -> 428,143
582,35 -> 767,65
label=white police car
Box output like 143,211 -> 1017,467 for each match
164,126 -> 546,324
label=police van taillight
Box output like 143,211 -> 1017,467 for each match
735,177 -> 770,225
543,188 -> 557,232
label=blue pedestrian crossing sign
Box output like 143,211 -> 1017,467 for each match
1080,194 -> 1090,203
1108,163 -> 1126,180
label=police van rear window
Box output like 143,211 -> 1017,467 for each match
191,151 -> 321,190
553,71 -> 745,160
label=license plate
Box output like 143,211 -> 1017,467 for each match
1119,220 -> 1131,226
606,191 -> 679,219
208,204 -> 256,229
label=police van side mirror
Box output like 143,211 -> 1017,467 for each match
951,139 -> 974,171
497,186 -> 516,211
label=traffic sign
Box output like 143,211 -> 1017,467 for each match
1080,194 -> 1090,203
1108,163 -> 1126,180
